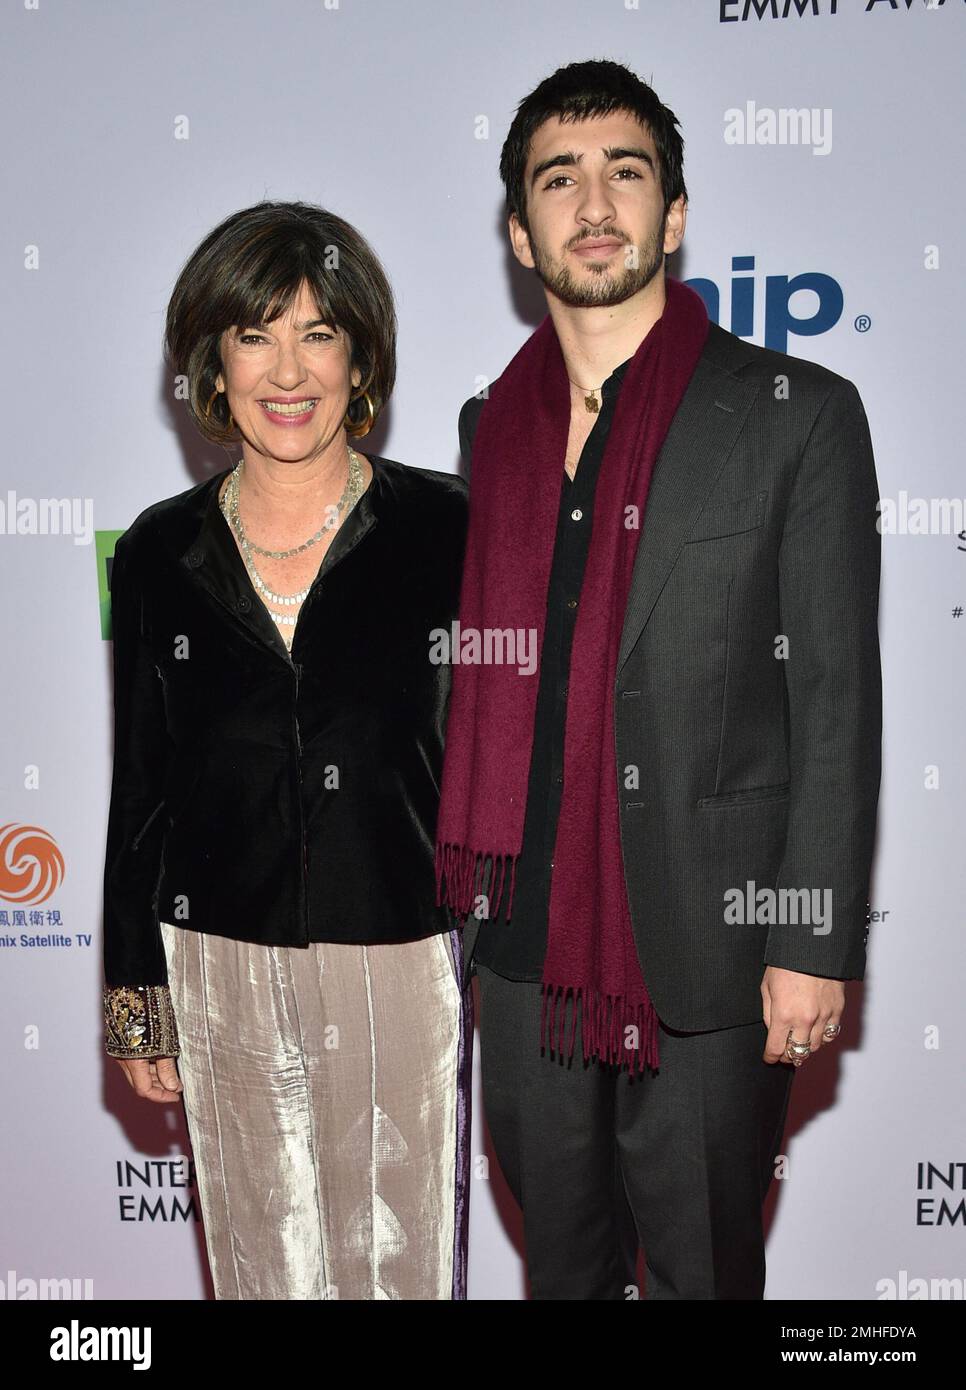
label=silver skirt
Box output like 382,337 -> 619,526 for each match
160,921 -> 470,1300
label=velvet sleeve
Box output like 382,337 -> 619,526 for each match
102,531 -> 180,1058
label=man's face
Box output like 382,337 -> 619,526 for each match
509,111 -> 686,309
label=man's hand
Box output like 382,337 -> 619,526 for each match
761,966 -> 845,1066
114,1055 -> 183,1102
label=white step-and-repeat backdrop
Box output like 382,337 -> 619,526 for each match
2,0 -> 963,1301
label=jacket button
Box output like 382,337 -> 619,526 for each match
237,594 -> 252,613
185,547 -> 204,569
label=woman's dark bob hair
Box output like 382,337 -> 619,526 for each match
164,200 -> 397,447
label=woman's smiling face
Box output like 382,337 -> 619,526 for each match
215,279 -> 362,464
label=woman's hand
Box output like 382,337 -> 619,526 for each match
114,1056 -> 183,1102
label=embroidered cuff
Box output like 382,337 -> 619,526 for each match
104,984 -> 180,1060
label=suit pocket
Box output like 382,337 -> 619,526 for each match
684,489 -> 767,543
697,781 -> 790,808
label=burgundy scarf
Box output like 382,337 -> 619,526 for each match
436,277 -> 710,1073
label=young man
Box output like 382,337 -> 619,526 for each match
435,59 -> 881,1299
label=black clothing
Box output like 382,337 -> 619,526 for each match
103,454 -> 468,989
456,323 -> 879,1029
476,961 -> 795,1300
458,318 -> 879,1305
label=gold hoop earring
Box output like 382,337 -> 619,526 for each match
204,388 -> 235,433
344,389 -> 375,438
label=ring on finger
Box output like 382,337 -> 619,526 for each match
784,1031 -> 811,1064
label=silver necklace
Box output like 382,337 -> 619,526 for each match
225,448 -> 364,557
219,449 -> 364,627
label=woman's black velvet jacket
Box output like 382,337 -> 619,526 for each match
102,453 -> 468,1055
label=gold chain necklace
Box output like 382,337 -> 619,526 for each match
567,376 -> 603,414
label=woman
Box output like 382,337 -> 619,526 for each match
102,200 -> 471,1300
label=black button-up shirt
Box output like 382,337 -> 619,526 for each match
466,355 -> 632,980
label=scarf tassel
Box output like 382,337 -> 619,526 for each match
435,841 -> 518,923
540,982 -> 661,1075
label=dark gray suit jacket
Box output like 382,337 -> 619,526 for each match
455,320 -> 881,1031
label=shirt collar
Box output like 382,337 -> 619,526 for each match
601,355 -> 634,398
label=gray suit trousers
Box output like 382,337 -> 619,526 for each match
477,962 -> 795,1300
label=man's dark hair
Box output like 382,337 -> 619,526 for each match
499,59 -> 687,235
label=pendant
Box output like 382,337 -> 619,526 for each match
584,394 -> 600,414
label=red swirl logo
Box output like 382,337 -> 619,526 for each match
0,824 -> 66,904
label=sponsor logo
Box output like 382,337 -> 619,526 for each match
685,255 -> 844,350
0,823 -> 64,905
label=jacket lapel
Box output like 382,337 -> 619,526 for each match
617,336 -> 761,672
157,463 -> 379,664
175,471 -> 293,660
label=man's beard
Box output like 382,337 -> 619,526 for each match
528,215 -> 667,308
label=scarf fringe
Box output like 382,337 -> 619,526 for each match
540,981 -> 661,1075
435,841 -> 518,923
